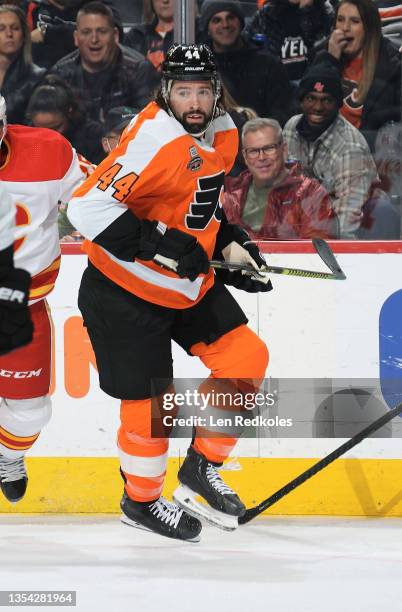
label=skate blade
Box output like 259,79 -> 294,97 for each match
120,514 -> 201,543
173,485 -> 238,532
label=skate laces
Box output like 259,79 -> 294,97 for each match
149,498 -> 183,528
0,455 -> 26,483
206,464 -> 235,495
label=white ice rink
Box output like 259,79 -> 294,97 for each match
1,515 -> 401,612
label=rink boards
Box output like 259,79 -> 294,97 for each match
2,241 -> 402,516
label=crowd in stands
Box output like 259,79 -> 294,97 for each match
224,116 -> 338,238
0,0 -> 400,239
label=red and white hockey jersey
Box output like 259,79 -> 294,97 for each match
68,102 -> 238,309
0,125 -> 85,302
0,182 -> 15,252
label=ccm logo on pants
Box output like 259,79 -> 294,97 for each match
0,369 -> 42,379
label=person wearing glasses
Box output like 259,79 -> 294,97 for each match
282,62 -> 397,239
224,117 -> 338,239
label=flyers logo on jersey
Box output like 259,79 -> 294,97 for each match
185,171 -> 224,230
187,146 -> 203,172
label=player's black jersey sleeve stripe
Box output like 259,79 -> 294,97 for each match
93,210 -> 141,262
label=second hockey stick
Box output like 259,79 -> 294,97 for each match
239,402 -> 402,525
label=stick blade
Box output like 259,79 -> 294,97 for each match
312,239 -> 346,278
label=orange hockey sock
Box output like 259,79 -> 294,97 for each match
191,325 -> 269,463
118,398 -> 168,502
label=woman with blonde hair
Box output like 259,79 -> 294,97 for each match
0,4 -> 44,123
125,0 -> 174,72
314,0 -> 401,150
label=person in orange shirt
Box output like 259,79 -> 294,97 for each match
68,43 -> 271,542
124,0 -> 174,72
313,0 -> 401,150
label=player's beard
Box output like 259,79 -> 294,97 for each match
180,110 -> 212,134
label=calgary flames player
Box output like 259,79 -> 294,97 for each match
68,44 -> 271,542
0,183 -> 32,356
0,96 -> 85,503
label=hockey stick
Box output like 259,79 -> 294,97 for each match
210,260 -> 345,281
155,240 -> 346,281
239,402 -> 402,525
311,238 -> 345,278
211,238 -> 346,281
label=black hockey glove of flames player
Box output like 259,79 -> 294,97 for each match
0,246 -> 33,356
214,224 -> 273,293
137,220 -> 210,282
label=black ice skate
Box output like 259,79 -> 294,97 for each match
0,454 -> 28,503
120,492 -> 202,542
173,446 -> 246,531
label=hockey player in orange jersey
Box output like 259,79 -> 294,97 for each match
68,43 -> 271,541
0,97 -> 86,503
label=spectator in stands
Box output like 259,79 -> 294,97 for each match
0,4 -> 44,123
26,74 -> 104,162
376,0 -> 402,30
224,117 -> 337,238
374,120 -> 402,212
48,2 -> 159,124
101,104 -> 137,155
199,0 -> 294,124
125,0 -> 174,72
245,0 -> 333,85
58,104 -> 136,241
283,63 -> 399,239
27,0 -> 123,70
313,0 -> 401,150
376,0 -> 402,50
224,85 -> 257,176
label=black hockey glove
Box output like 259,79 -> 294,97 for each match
216,251 -> 273,293
0,250 -> 33,355
138,221 -> 210,282
214,222 -> 272,293
92,213 -> 209,282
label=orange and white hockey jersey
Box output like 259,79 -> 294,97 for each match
0,125 -> 85,302
68,101 -> 238,309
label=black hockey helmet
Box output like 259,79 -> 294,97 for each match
161,44 -> 222,136
162,43 -> 218,81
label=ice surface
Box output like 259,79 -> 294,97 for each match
1,515 -> 401,612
